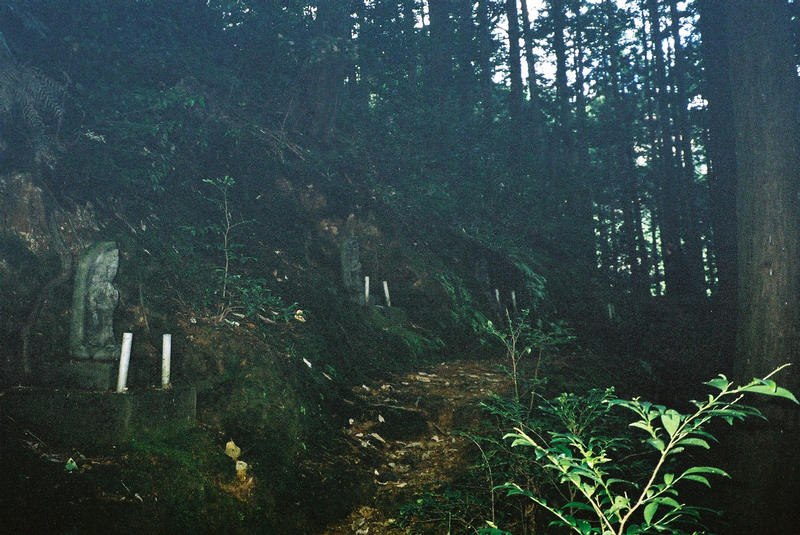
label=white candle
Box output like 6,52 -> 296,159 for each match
161,333 -> 172,389
116,332 -> 133,393
383,280 -> 391,308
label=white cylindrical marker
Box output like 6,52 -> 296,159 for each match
383,280 -> 391,308
364,275 -> 370,305
116,332 -> 133,393
161,333 -> 172,389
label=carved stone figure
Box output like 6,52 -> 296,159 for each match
69,241 -> 119,361
340,236 -> 362,293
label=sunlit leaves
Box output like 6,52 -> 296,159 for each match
501,365 -> 796,535
740,381 -> 799,404
660,410 -> 682,437
704,375 -> 730,391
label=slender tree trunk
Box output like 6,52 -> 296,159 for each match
632,179 -> 649,293
570,3 -> 596,267
550,0 -> 570,133
401,0 -> 420,90
519,0 -> 538,102
505,0 -> 524,122
308,1 -> 352,139
668,0 -> 705,297
602,1 -> 649,295
519,0 -> 546,161
649,200 -> 663,295
697,0 -> 737,347
454,1 -> 475,106
620,110 -> 648,296
639,6 -> 663,294
476,0 -> 493,115
725,2 -> 800,533
646,0 -> 688,297
427,0 -> 454,88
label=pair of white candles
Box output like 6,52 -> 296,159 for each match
364,276 -> 391,307
116,333 -> 171,393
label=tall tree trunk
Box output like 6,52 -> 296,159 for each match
603,0 -> 648,295
697,0 -> 737,347
401,0 -> 420,90
476,0 -> 494,115
631,178 -> 650,293
427,0 -> 454,88
505,0 -> 523,123
619,99 -> 649,296
726,2 -> 800,533
546,0 -> 594,269
519,0 -> 546,161
646,0 -> 688,297
454,1 -> 476,106
730,0 -> 800,399
668,0 -> 705,297
570,1 -> 596,267
639,6 -> 663,293
519,0 -> 538,102
308,0 -> 352,139
550,0 -> 570,133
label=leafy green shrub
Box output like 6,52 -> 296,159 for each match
484,310 -> 576,406
500,365 -> 798,535
437,272 -> 490,335
178,175 -> 293,324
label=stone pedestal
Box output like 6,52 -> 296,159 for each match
0,387 -> 197,453
60,360 -> 117,391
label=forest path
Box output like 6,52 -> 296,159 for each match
317,360 -> 511,535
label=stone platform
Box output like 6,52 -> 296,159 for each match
0,386 -> 196,453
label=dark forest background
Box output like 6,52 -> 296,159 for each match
1,1 -> 799,534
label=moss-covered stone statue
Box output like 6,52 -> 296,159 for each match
65,241 -> 119,388
340,236 -> 362,294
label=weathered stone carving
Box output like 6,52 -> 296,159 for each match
69,241 -> 119,361
340,236 -> 362,293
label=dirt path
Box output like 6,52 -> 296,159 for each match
318,360 -> 510,535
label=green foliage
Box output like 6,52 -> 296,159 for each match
512,259 -> 547,302
500,365 -> 798,535
437,272 -> 490,335
122,426 -> 250,534
398,488 -> 498,534
381,323 -> 445,357
179,175 -> 293,324
215,275 -> 294,323
0,63 -> 66,165
485,310 -> 576,404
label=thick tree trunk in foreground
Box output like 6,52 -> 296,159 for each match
730,1 -> 800,393
725,2 -> 800,533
